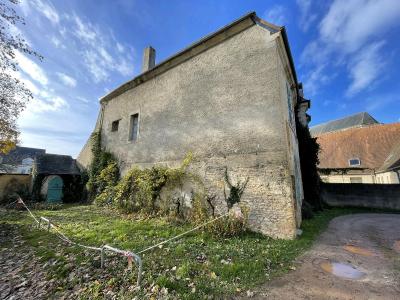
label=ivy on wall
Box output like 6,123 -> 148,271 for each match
86,132 -> 119,202
87,135 -> 249,237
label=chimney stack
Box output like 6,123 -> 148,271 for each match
142,46 -> 156,73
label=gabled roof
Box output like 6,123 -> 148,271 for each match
34,154 -> 80,175
316,123 -> 400,171
0,146 -> 45,165
100,12 -> 296,103
310,112 -> 379,136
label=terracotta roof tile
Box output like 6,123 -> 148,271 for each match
316,123 -> 400,170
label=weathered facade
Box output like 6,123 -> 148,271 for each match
78,13 -> 308,239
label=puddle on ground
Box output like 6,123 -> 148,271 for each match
393,241 -> 400,253
320,261 -> 366,279
343,245 -> 376,257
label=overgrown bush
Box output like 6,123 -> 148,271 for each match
86,132 -> 119,202
112,166 -> 168,213
94,152 -> 195,217
0,177 -> 30,204
87,134 -> 249,237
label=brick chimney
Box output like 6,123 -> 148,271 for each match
142,46 -> 156,73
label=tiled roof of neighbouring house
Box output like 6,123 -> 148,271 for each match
310,112 -> 379,136
379,142 -> 400,172
316,123 -> 400,171
34,154 -> 80,175
0,146 -> 46,165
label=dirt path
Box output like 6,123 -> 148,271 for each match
247,213 -> 400,299
0,223 -> 55,300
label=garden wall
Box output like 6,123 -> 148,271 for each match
321,183 -> 400,210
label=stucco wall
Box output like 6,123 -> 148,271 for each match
321,171 -> 400,184
320,174 -> 375,184
79,24 -> 301,239
376,171 -> 400,184
77,108 -> 103,169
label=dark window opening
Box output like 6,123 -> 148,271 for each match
111,120 -> 119,132
129,113 -> 139,141
349,158 -> 361,166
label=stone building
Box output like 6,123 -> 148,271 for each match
78,12 -> 310,239
0,146 -> 45,174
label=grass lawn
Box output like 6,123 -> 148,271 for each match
0,205 -> 385,299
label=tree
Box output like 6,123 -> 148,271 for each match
295,112 -> 323,218
0,0 -> 42,154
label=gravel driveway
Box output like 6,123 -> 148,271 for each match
248,213 -> 400,299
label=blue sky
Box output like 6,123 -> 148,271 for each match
12,0 -> 400,157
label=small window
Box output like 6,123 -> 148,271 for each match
111,120 -> 119,132
349,158 -> 361,166
129,113 -> 139,141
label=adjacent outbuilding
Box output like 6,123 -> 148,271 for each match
32,154 -> 81,203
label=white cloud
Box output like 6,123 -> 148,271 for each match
99,47 -> 114,64
346,41 -> 386,96
263,5 -> 287,26
14,4 -> 134,156
66,14 -> 134,82
72,14 -> 97,43
115,57 -> 132,76
15,52 -> 48,85
51,36 -> 62,48
83,49 -> 109,82
303,64 -> 337,96
301,0 -> 400,96
29,96 -> 68,113
76,96 -> 89,103
56,72 -> 77,87
365,92 -> 400,111
296,0 -> 318,31
22,0 -> 60,25
320,0 -> 400,53
116,43 -> 125,53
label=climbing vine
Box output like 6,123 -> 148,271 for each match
86,132 -> 119,201
223,167 -> 249,209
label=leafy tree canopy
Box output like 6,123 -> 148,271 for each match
0,0 -> 42,154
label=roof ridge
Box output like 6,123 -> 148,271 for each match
311,112 -> 367,128
315,122 -> 400,137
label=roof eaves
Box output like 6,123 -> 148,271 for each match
279,26 -> 298,88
